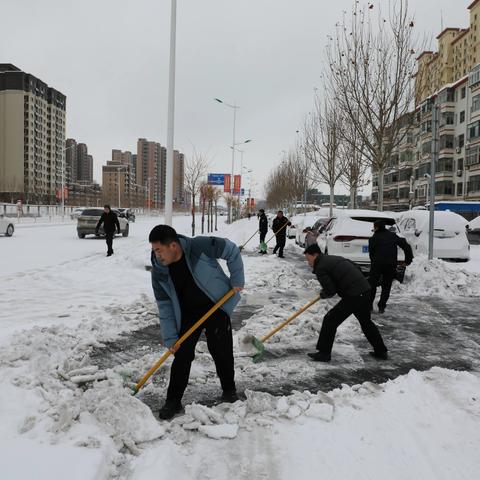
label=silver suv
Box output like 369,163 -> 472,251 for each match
77,208 -> 129,239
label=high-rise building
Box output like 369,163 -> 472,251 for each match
0,64 -> 66,204
173,150 -> 185,204
76,143 -> 93,183
372,2 -> 480,210
65,138 -> 78,186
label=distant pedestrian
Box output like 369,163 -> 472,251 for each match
304,227 -> 318,248
368,220 -> 413,314
95,205 -> 120,257
272,210 -> 291,258
304,244 -> 388,362
258,209 -> 268,254
149,225 -> 245,419
16,200 -> 23,220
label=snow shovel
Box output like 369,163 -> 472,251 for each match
250,295 -> 321,363
239,229 -> 259,251
133,288 -> 236,395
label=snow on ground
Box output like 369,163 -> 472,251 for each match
1,215 -> 480,479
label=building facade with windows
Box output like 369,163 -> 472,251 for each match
373,2 -> 480,210
0,64 -> 66,204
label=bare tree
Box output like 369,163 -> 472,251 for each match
326,0 -> 419,210
303,94 -> 344,217
338,120 -> 370,208
184,150 -> 209,236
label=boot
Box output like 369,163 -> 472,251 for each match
158,399 -> 183,420
308,351 -> 331,362
221,389 -> 239,403
369,351 -> 388,360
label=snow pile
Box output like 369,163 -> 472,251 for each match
400,255 -> 480,297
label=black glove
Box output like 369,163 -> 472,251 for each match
117,229 -> 121,234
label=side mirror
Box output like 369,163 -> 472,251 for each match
414,229 -> 421,237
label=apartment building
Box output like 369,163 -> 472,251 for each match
0,64 -> 66,204
373,1 -> 480,210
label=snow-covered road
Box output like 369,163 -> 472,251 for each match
1,216 -> 480,479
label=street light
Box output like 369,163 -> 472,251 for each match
214,98 -> 243,223
165,0 -> 177,227
230,141 -> 253,219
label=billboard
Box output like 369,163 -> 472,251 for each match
207,173 -> 226,186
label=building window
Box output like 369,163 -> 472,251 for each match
457,134 -> 465,149
468,120 -> 480,140
436,158 -> 453,172
435,181 -> 453,195
439,135 -> 454,150
460,111 -> 466,123
468,174 -> 480,193
457,182 -> 463,196
461,86 -> 467,99
466,145 -> 480,166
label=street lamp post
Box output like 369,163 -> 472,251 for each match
229,140 -> 252,220
214,98 -> 241,223
165,0 -> 177,227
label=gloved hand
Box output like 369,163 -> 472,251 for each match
117,229 -> 121,235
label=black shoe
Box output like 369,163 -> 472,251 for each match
278,254 -> 285,258
369,351 -> 388,360
106,252 -> 112,257
221,389 -> 239,403
308,351 -> 331,362
158,399 -> 183,420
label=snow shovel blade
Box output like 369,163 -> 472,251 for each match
251,336 -> 266,363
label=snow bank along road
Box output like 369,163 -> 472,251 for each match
1,216 -> 479,479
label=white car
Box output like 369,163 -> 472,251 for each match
70,207 -> 85,220
317,210 -> 402,272
0,215 -> 15,237
398,210 -> 469,261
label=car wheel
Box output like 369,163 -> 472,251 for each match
78,232 -> 85,239
6,224 -> 14,237
123,225 -> 129,237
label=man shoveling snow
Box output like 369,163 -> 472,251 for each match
149,225 -> 245,420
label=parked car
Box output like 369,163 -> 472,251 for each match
117,208 -> 136,222
317,210 -> 403,273
398,210 -> 469,261
467,216 -> 480,244
0,215 -> 14,237
77,208 -> 129,238
70,207 -> 85,220
297,216 -> 331,248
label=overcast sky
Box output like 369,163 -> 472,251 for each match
0,0 -> 472,198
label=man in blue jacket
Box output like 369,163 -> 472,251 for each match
149,225 -> 245,420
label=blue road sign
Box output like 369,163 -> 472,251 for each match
207,173 -> 226,185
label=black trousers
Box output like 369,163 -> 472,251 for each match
105,231 -> 114,254
273,236 -> 286,256
316,292 -> 387,356
259,231 -> 266,243
166,309 -> 235,401
369,263 -> 396,310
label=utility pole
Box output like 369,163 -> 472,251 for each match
429,100 -> 438,260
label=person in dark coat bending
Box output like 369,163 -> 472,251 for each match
258,209 -> 268,254
304,244 -> 388,362
95,205 -> 121,257
368,219 -> 413,314
271,210 -> 291,258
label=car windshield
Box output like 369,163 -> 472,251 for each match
82,209 -> 103,216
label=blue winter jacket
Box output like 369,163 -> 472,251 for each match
151,235 -> 245,347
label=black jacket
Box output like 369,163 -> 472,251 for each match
313,254 -> 371,299
259,213 -> 268,234
368,229 -> 413,266
272,216 -> 291,238
96,211 -> 121,234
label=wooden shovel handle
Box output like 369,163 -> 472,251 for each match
134,289 -> 236,394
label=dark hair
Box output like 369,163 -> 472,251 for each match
374,219 -> 386,230
259,209 -> 265,214
149,225 -> 180,244
104,204 -> 111,209
277,210 -> 283,214
304,244 -> 321,255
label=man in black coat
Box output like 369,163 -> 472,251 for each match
96,205 -> 121,257
304,244 -> 388,362
258,209 -> 268,254
271,210 -> 291,258
368,219 -> 413,314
